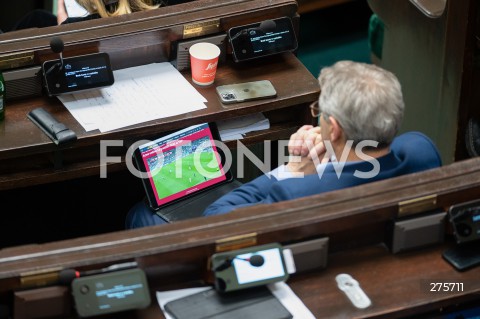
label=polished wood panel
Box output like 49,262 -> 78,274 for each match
1,157 -> 480,283
1,157 -> 480,317
1,1 -> 479,317
290,243 -> 480,318
0,0 -> 318,191
0,0 -> 298,56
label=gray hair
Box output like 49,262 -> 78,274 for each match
318,60 -> 404,145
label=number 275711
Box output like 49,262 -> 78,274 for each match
430,283 -> 463,292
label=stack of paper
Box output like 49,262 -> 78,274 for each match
58,63 -> 207,132
216,113 -> 270,141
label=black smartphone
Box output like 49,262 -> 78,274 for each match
71,268 -> 150,317
228,17 -> 298,62
211,243 -> 289,292
42,52 -> 114,96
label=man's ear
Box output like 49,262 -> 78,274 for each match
328,116 -> 344,142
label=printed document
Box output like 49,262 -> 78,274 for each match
58,63 -> 207,132
216,113 -> 270,141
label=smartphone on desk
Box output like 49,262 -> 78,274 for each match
216,80 -> 277,104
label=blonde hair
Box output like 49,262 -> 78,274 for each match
75,0 -> 160,18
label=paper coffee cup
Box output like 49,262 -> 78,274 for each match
189,42 -> 220,86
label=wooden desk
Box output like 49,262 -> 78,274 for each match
120,242 -> 480,319
290,243 -> 480,318
1,158 -> 480,318
0,52 -> 319,190
0,0 -> 312,191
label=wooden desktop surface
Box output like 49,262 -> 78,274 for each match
289,243 -> 480,318
0,52 -> 319,190
2,157 -> 480,318
128,242 -> 480,319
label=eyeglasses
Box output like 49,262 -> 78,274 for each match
310,100 -> 331,123
309,101 -> 321,118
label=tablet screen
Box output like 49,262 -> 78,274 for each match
134,123 -> 231,209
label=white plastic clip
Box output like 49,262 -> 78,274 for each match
335,273 -> 372,309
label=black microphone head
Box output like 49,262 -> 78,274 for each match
258,20 -> 276,32
58,269 -> 79,285
249,254 -> 265,267
50,37 -> 64,54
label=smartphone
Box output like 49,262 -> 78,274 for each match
228,17 -> 298,62
211,243 -> 289,292
71,268 -> 151,317
216,80 -> 277,104
42,52 -> 114,96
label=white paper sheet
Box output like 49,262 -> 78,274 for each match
217,113 -> 270,141
58,63 -> 207,132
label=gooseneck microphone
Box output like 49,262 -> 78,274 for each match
230,19 -> 277,41
257,20 -> 277,33
58,261 -> 138,285
45,37 -> 65,75
50,37 -> 65,69
213,254 -> 265,272
236,254 -> 265,267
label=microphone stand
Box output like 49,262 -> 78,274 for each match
46,37 -> 65,75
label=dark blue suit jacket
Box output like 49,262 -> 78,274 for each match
126,131 -> 441,228
202,132 -> 442,216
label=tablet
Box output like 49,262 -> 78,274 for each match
133,123 -> 233,211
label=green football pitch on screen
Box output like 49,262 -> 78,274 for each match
151,152 -> 222,199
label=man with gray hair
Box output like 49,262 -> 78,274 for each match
126,60 -> 441,227
201,60 -> 441,216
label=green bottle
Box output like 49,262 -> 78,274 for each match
0,72 -> 5,121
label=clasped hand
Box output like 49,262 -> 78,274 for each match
286,125 -> 330,175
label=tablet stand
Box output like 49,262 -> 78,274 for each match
155,180 -> 242,222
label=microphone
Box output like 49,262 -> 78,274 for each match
50,37 -> 64,69
230,20 -> 277,41
58,268 -> 80,285
237,254 -> 265,267
258,20 -> 277,33
213,254 -> 265,272
45,37 -> 65,75
58,261 -> 138,285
